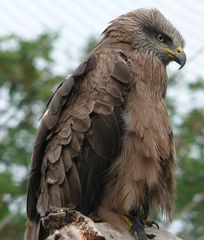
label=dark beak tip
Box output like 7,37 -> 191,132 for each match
175,52 -> 187,70
178,63 -> 184,70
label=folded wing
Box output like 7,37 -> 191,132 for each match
26,49 -> 131,230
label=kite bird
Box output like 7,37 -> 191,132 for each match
24,8 -> 186,240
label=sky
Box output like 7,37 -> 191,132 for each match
0,0 -> 204,78
0,0 -> 204,111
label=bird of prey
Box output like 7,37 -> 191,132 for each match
24,8 -> 186,240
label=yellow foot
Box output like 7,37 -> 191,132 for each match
124,212 -> 157,240
120,214 -> 134,230
98,207 -> 156,239
124,212 -> 148,240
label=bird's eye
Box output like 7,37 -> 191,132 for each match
157,33 -> 165,42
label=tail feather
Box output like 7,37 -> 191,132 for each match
24,220 -> 40,240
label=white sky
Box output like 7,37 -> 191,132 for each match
0,0 -> 204,110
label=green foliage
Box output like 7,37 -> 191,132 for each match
175,108 -> 204,239
166,74 -> 204,239
0,33 -> 203,240
0,33 -> 63,240
188,78 -> 204,90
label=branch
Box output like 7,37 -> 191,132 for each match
43,207 -> 183,240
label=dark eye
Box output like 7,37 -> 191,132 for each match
157,33 -> 165,42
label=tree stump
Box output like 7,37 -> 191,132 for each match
43,208 -> 183,240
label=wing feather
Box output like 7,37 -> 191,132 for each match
61,146 -> 72,172
86,114 -> 118,159
26,49 -> 131,226
61,175 -> 70,206
48,184 -> 61,207
67,163 -> 81,208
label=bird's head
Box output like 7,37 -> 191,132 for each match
103,8 -> 186,69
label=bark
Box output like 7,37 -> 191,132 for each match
43,208 -> 182,240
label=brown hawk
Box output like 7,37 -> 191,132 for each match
24,8 -> 186,240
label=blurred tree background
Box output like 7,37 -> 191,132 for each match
0,33 -> 203,240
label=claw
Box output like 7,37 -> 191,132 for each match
123,211 -> 159,240
144,219 -> 159,229
127,212 -> 148,240
146,233 -> 156,239
89,212 -> 103,223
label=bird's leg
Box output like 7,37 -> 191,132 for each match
98,206 -> 156,239
140,202 -> 159,230
127,211 -> 156,240
127,211 -> 147,240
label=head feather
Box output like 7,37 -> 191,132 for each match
103,8 -> 185,48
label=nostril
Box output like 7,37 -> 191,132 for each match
176,47 -> 183,54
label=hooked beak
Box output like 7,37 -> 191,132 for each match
163,47 -> 186,70
174,50 -> 187,70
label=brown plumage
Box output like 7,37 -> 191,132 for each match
24,8 -> 186,240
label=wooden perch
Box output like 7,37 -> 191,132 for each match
43,208 -> 183,240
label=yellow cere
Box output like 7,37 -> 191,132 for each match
161,46 -> 184,58
176,47 -> 184,53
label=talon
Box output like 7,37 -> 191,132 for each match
93,217 -> 103,223
127,212 -> 148,240
118,212 -> 158,240
89,212 -> 103,223
146,233 -> 156,239
144,219 -> 159,229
